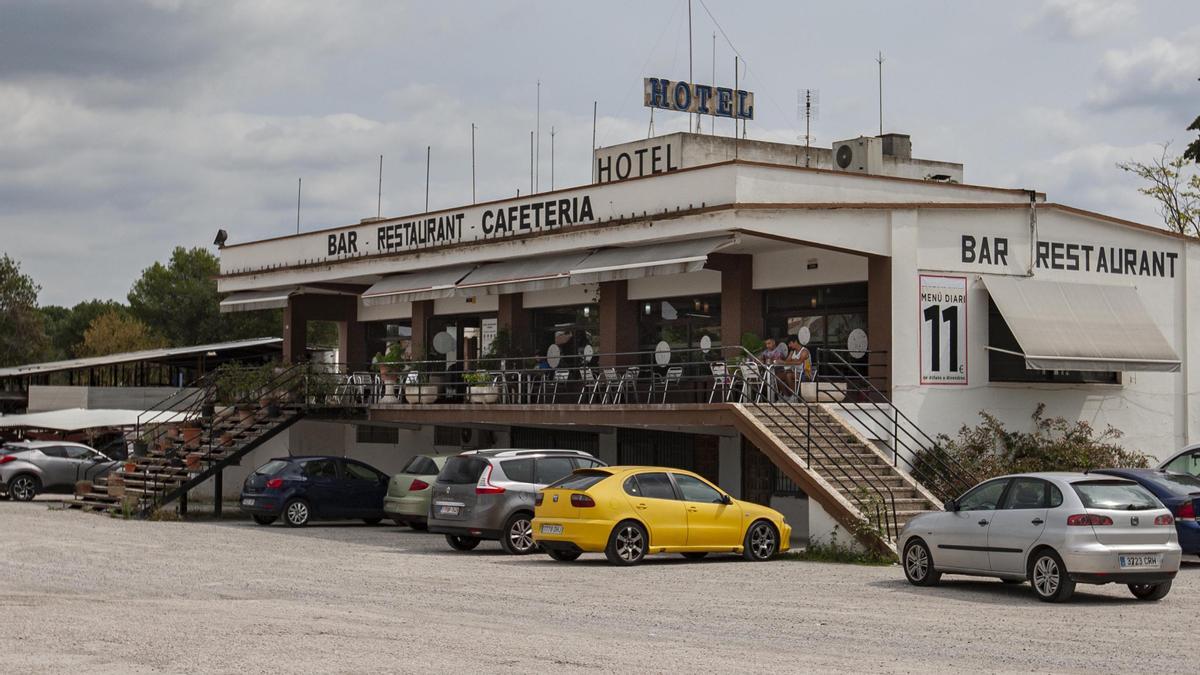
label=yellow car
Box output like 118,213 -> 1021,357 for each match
532,466 -> 791,565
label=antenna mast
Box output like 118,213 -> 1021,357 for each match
535,80 -> 541,192
470,123 -> 476,204
424,146 -> 431,213
296,177 -> 301,234
376,155 -> 383,219
550,126 -> 556,190
797,89 -> 819,168
876,51 -> 885,136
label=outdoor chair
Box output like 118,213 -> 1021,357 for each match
736,362 -> 769,403
549,368 -> 571,403
708,362 -> 734,402
578,367 -> 601,404
600,367 -> 620,404
649,366 -> 683,403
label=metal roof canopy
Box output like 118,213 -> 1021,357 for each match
454,251 -> 594,296
0,337 -> 283,379
361,265 -> 476,305
0,408 -> 194,431
220,289 -> 294,313
982,276 -> 1181,373
568,235 -> 736,285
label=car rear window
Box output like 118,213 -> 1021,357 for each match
1073,480 -> 1161,511
255,460 -> 290,476
535,456 -> 577,485
549,470 -> 610,491
501,458 -> 534,483
1148,472 -> 1200,496
438,456 -> 489,484
402,455 -> 440,476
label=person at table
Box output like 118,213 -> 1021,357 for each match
779,335 -> 813,396
759,337 -> 788,363
534,352 -> 552,369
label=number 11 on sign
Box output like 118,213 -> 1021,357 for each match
919,275 -> 968,385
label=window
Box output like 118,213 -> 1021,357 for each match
1163,452 -> 1200,477
1073,480 -> 1160,510
1049,484 -> 1064,508
302,459 -> 339,479
1001,478 -> 1048,509
438,456 -> 488,484
356,424 -> 399,445
534,457 -> 577,485
634,472 -> 677,500
673,473 -> 724,503
637,294 -> 722,356
255,460 -> 290,476
573,458 -> 604,470
343,461 -> 380,482
38,446 -> 67,458
1147,472 -> 1200,495
623,476 -> 642,497
551,471 -> 610,491
987,298 -> 1119,384
501,458 -> 535,483
63,445 -> 92,459
529,305 -> 599,361
401,455 -> 440,476
957,479 -> 1009,511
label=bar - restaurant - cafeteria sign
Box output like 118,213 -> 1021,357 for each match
644,78 -> 754,119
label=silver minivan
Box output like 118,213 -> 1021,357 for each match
427,449 -> 606,554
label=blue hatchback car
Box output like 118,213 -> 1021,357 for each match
1094,468 -> 1200,555
240,456 -> 390,527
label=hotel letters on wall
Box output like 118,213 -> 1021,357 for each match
919,274 -> 968,385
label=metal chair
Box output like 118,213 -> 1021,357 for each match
736,362 -> 768,402
578,367 -> 601,404
612,366 -> 640,404
650,366 -> 683,403
708,362 -> 733,402
600,368 -> 620,404
549,368 -> 571,403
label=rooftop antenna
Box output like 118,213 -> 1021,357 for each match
470,123 -> 477,204
876,51 -> 885,136
535,80 -> 541,192
296,177 -> 301,234
710,31 -> 716,135
591,100 -> 597,182
647,107 -> 654,138
733,55 -> 739,148
424,146 -> 430,213
376,154 -> 383,218
550,125 -> 556,190
688,0 -> 695,133
529,131 -> 534,194
797,89 -> 820,167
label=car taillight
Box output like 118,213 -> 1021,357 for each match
409,478 -> 429,491
1155,514 -> 1175,526
535,492 -> 544,506
265,478 -> 283,489
570,493 -> 596,508
1176,501 -> 1195,521
0,455 -> 15,464
1067,514 -> 1113,526
475,465 -> 505,495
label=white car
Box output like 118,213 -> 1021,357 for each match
900,472 -> 1181,602
0,441 -> 117,501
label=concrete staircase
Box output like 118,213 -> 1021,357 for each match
732,402 -> 942,555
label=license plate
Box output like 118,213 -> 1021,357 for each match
540,524 -> 563,535
438,505 -> 461,516
1119,554 -> 1162,570
241,498 -> 254,506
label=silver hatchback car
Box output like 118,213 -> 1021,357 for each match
900,472 -> 1182,602
427,449 -> 607,554
1,441 -> 117,501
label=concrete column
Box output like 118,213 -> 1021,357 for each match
888,210 -> 922,414
283,297 -> 309,364
717,434 -> 742,498
598,281 -> 637,366
283,294 -> 367,365
410,300 -> 435,360
497,293 -> 530,353
707,253 -> 762,354
867,255 -> 893,395
339,318 -> 367,367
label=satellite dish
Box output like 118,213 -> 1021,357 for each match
655,341 -> 671,365
699,335 -> 712,354
546,344 -> 561,369
847,329 -> 868,359
431,331 -> 455,355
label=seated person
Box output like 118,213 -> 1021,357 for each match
778,335 -> 813,395
759,337 -> 788,363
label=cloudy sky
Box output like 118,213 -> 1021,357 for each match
1,0 -> 1197,306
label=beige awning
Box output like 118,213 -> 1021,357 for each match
361,265 -> 475,305
983,276 -> 1181,372
220,289 -> 294,313
568,236 -> 734,285
455,252 -> 594,296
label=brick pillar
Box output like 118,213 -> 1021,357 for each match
867,255 -> 892,396
598,280 -> 637,366
707,253 -> 762,358
283,297 -> 308,364
497,293 -> 530,354
410,300 -> 435,361
339,317 -> 367,367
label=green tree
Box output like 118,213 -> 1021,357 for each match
128,247 -> 281,347
0,254 -> 48,367
1185,78 -> 1199,164
1117,144 -> 1200,237
41,299 -> 128,360
77,310 -> 164,357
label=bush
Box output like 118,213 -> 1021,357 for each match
914,404 -> 1149,501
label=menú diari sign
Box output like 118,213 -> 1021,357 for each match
643,78 -> 754,120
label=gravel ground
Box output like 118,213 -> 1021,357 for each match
1,500 -> 1196,674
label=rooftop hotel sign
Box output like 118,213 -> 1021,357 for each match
643,78 -> 754,120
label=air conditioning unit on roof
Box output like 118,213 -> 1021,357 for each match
831,136 -> 883,174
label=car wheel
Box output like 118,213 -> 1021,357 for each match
902,539 -> 941,586
8,474 -> 40,502
605,521 -> 648,565
362,517 -> 383,526
445,534 -> 480,551
283,499 -> 310,527
501,512 -> 537,555
1029,549 -> 1075,602
547,548 -> 582,562
681,552 -> 709,560
743,520 -> 778,561
1128,580 -> 1172,601
252,515 -> 276,526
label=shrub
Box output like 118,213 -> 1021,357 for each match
914,404 -> 1149,501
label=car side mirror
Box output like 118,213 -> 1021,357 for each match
944,499 -> 958,512
721,494 -> 733,505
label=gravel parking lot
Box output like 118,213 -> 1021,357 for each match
2,500 -> 1196,673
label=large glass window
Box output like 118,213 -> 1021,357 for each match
529,305 -> 599,362
636,294 -> 721,355
987,298 -> 1118,384
764,282 -> 868,374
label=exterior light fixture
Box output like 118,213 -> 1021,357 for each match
213,229 -> 228,247
644,303 -> 652,316
582,306 -> 591,318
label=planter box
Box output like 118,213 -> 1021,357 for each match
467,385 -> 499,404
185,453 -> 203,470
181,426 -> 203,449
405,384 -> 438,404
107,481 -> 126,498
75,481 -> 93,496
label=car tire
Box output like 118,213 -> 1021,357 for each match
8,474 -> 40,502
362,517 -> 382,526
547,548 -> 582,562
743,520 -> 779,561
605,521 -> 648,565
282,499 -> 310,527
681,552 -> 709,560
1128,580 -> 1172,601
902,539 -> 941,586
500,512 -> 537,555
1029,549 -> 1075,603
445,534 -> 480,551
252,515 -> 276,526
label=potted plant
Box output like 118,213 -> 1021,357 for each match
374,342 -> 407,402
180,422 -> 203,450
122,459 -> 138,474
463,371 -> 498,403
403,370 -> 438,404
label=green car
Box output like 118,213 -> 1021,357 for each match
384,454 -> 449,530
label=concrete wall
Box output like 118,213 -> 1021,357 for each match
27,386 -> 200,413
